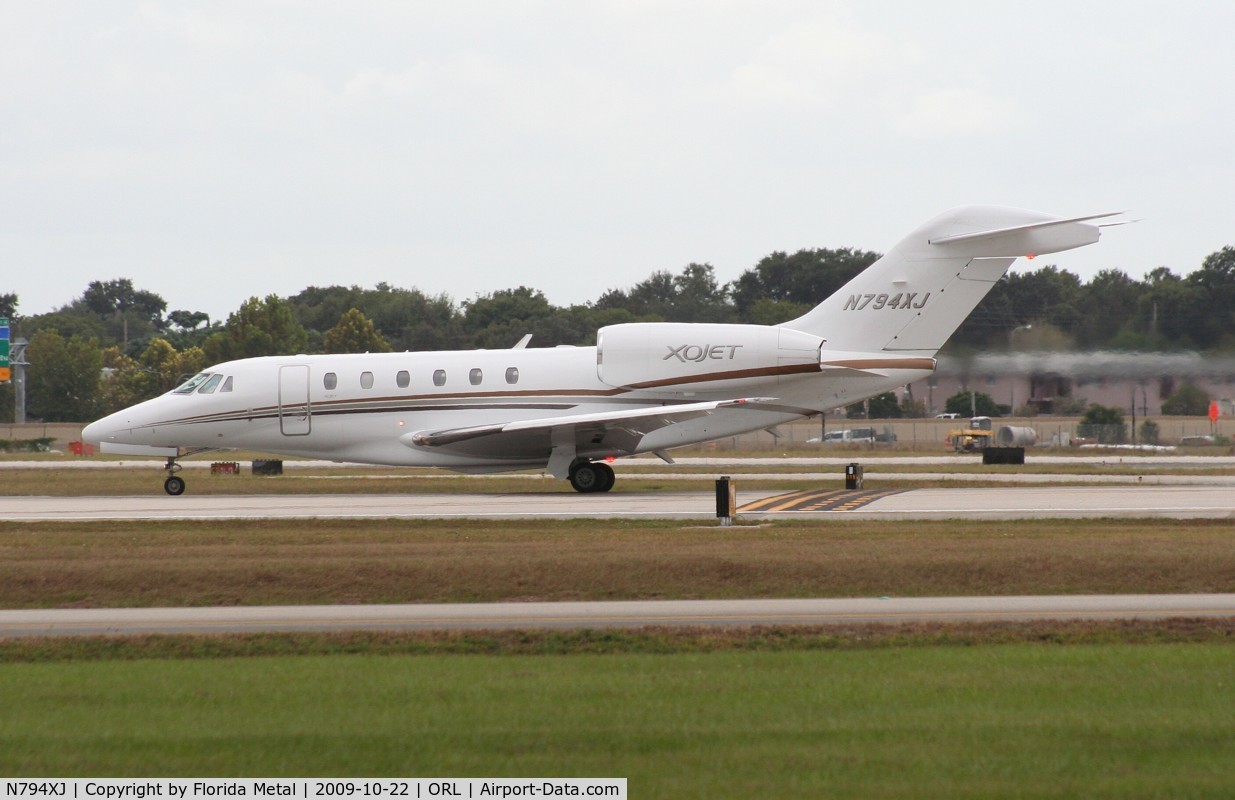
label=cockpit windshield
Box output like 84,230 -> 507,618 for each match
197,374 -> 225,394
173,373 -> 213,394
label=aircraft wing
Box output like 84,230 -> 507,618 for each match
402,397 -> 776,465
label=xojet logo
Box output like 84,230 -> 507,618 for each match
663,344 -> 744,362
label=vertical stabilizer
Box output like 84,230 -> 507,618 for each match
781,206 -> 1117,354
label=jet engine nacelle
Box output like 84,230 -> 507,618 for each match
596,322 -> 824,391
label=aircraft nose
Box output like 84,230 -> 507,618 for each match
82,414 -> 127,444
81,419 -> 106,443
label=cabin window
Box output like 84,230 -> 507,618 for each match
396,370 -> 410,389
323,372 -> 338,390
433,369 -> 446,387
361,371 -> 374,389
220,376 -> 234,392
173,373 -> 211,394
470,368 -> 483,385
197,374 -> 224,394
505,367 -> 519,384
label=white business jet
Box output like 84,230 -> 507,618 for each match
83,205 -> 1122,495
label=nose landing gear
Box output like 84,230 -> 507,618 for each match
164,456 -> 186,495
160,448 -> 214,495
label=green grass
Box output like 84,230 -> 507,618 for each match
2,644 -> 1233,798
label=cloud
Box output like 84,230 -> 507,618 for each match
343,64 -> 434,98
136,2 -> 264,50
726,10 -> 919,109
891,85 -> 1021,138
721,8 -> 1020,140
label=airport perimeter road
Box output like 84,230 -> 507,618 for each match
3,595 -> 1234,637
6,484 -> 1235,520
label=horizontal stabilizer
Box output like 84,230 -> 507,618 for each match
928,211 -> 1124,246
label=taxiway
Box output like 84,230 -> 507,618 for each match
3,594 -> 1234,638
6,484 -> 1235,520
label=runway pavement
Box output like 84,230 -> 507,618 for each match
6,484 -> 1235,520
770,484 -> 1235,520
3,594 -> 1234,637
0,491 -> 769,521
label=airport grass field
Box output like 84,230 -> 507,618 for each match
3,517 -> 1235,607
4,640 -> 1235,797
4,466 -> 1235,796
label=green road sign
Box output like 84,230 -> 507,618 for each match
0,317 -> 8,381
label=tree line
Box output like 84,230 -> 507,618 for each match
2,242 -> 1234,422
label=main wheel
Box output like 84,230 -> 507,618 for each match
595,462 -> 616,493
565,461 -> 610,493
164,475 -> 186,496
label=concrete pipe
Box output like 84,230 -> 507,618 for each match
996,426 -> 1038,447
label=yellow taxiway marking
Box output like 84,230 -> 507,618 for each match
739,488 -> 906,513
735,488 -> 821,512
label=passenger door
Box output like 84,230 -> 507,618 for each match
278,365 -> 311,435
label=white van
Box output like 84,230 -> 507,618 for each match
820,427 -> 877,443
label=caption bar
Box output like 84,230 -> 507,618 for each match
2,781 -> 626,800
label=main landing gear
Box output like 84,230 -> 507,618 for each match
568,460 -> 616,493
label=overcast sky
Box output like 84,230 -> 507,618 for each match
4,2 -> 1233,322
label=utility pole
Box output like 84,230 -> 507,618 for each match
11,338 -> 28,424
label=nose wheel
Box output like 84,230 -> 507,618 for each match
164,456 -> 186,496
